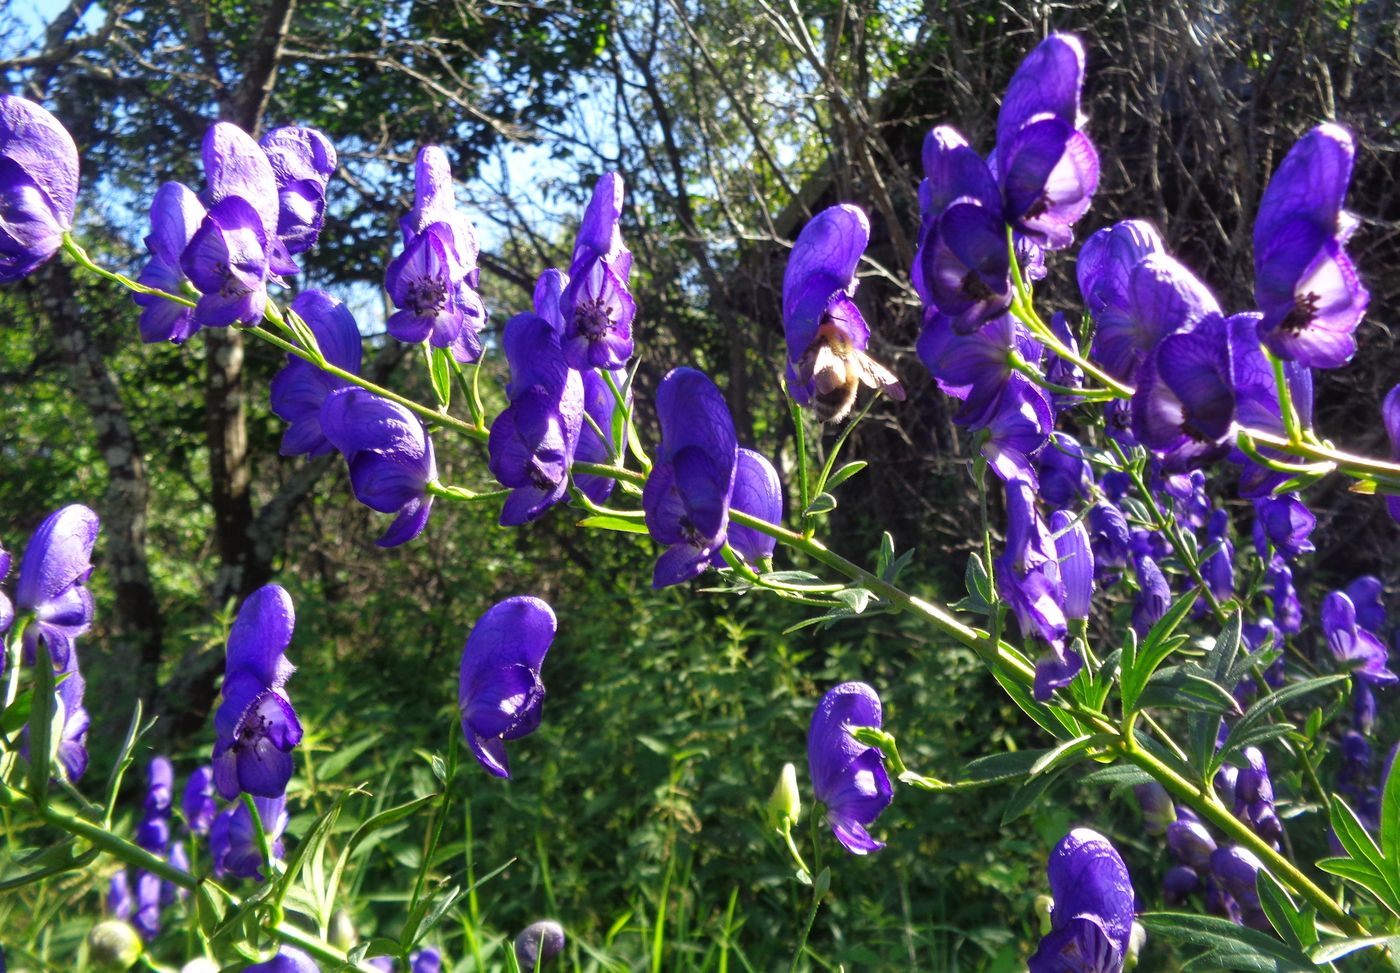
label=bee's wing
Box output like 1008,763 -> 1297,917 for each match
852,352 -> 906,400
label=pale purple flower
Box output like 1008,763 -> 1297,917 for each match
134,182 -> 205,344
243,945 -> 318,973
515,921 -> 566,971
182,765 -> 217,836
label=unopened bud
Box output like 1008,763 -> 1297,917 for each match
328,908 -> 358,951
87,920 -> 142,971
514,919 -> 566,971
1033,894 -> 1054,936
1124,921 -> 1147,971
768,762 -> 801,830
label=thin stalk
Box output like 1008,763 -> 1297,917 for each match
810,393 -> 878,500
1007,352 -> 1116,402
789,394 -> 812,518
62,235 -> 196,307
1266,348 -> 1304,443
602,368 -> 651,472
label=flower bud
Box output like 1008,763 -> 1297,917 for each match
86,920 -> 142,972
1033,893 -> 1054,935
1124,921 -> 1147,971
514,919 -> 566,971
1133,781 -> 1175,835
768,762 -> 801,830
328,908 -> 358,952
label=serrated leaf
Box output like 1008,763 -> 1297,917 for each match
825,461 -> 867,491
576,514 -> 650,535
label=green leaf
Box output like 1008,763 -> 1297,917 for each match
103,701 -> 153,825
1028,734 -> 1096,777
1219,675 -> 1349,764
28,640 -> 55,802
1322,796 -> 1400,915
963,552 -> 992,613
283,307 -> 326,364
428,346 -> 453,409
1001,766 -> 1063,825
1139,912 -> 1320,972
992,669 -> 1084,741
834,588 -> 873,614
576,514 -> 651,535
0,838 -> 99,891
802,492 -> 837,516
959,749 -> 1044,785
1137,665 -> 1240,715
1255,868 -> 1315,949
824,460 -> 867,491
0,688 -> 32,734
1381,734 -> 1400,864
317,732 -> 385,781
1189,612 -> 1243,770
876,532 -> 894,577
1309,936 -> 1400,964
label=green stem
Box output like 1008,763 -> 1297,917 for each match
788,394 -> 812,522
810,392 -> 877,500
602,368 -> 651,472
1007,352 -> 1116,402
1266,348 -> 1304,443
62,235 -> 196,307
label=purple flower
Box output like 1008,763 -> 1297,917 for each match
1265,556 -> 1302,634
573,366 -> 628,504
209,793 -> 288,881
179,196 -> 270,326
259,126 -> 337,257
983,384 -> 1054,483
1251,493 -> 1315,561
807,681 -> 893,855
0,544 -> 11,636
269,290 -> 363,457
1233,747 -> 1283,845
515,920 -> 567,971
134,182 -> 205,344
1090,253 -> 1221,383
137,756 -> 174,853
713,448 -> 782,565
1167,817 -> 1217,871
1130,554 -> 1170,637
995,476 -> 1068,667
1087,502 -> 1131,583
912,127 -> 1011,332
1028,829 -> 1135,973
1134,782 -> 1175,836
488,281 -> 585,525
1227,312 -> 1314,498
1346,576 -> 1386,633
1322,590 -> 1396,687
1052,510 -> 1094,621
211,585 -> 302,800
1037,434 -> 1092,511
320,388 -> 438,547
182,766 -> 217,835
784,205 -> 903,412
1254,124 -> 1368,369
243,945 -> 318,973
1044,312 -> 1086,409
15,503 -> 99,669
50,653 -> 89,780
1130,313 -> 1236,472
385,147 -> 486,361
1078,221 -> 1163,316
133,870 -> 161,941
459,596 -> 555,779
0,95 -> 79,283
108,871 -> 133,920
409,948 -> 442,973
1199,510 -> 1235,613
1386,385 -> 1400,524
995,35 -> 1100,251
1209,845 -> 1268,930
561,172 -> 635,370
642,368 -> 738,588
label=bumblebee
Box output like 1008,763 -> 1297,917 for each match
795,322 -> 905,424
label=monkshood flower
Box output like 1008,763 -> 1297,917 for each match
1087,502 -> 1131,584
269,290 -> 363,457
459,596 -> 555,779
1052,510 -> 1094,622
1265,556 -> 1302,634
137,757 -> 173,854
712,448 -> 782,565
783,204 -> 903,415
983,384 -> 1054,483
1209,845 -> 1268,930
321,388 -> 438,547
1254,124 -> 1368,369
243,945 -> 318,973
1037,434 -> 1092,511
1028,828 -> 1134,973
108,871 -> 133,920
1167,815 -> 1216,872
912,126 -> 1011,332
916,312 -> 1040,427
0,543 -> 10,636
1386,385 -> 1400,524
134,183 -> 205,344
182,765 -> 217,835
15,503 -> 99,668
209,794 -> 287,881
1133,782 -> 1175,835
1131,313 -> 1236,472
1346,576 -> 1386,633
808,681 -> 893,854
0,95 -> 79,283
51,653 -> 90,780
1227,312 -> 1315,498
1078,220 -> 1163,317
1199,509 -> 1235,609
133,870 -> 161,941
1043,312 -> 1085,410
164,841 -> 188,905
515,921 -> 567,971
488,283 -> 585,526
1130,554 -> 1170,638
259,126 -> 337,258
385,146 -> 486,361
1091,253 -> 1221,383
643,368 -> 738,587
995,35 -> 1100,251
367,949 -> 442,973
1162,470 -> 1211,531
1002,478 -> 1064,688
211,584 -> 302,800
1233,748 -> 1283,844
1322,590 -> 1396,687
1251,493 -> 1315,561
561,172 -> 635,370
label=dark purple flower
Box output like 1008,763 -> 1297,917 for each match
459,596 -> 555,779
320,388 -> 438,547
1130,554 -> 1170,637
385,225 -> 471,349
130,869 -> 162,941
1078,221 -> 1163,317
15,503 -> 99,669
1209,845 -> 1268,930
1322,591 -> 1396,687
1028,828 -> 1135,973
1044,312 -> 1086,410
488,288 -> 584,526
1265,556 -> 1302,634
211,585 -> 302,800
1251,493 -> 1315,561
179,195 -> 270,326
1254,124 -> 1368,369
917,312 -> 1039,428
807,681 -> 893,855
1163,865 -> 1200,901
643,368 -> 738,588
1052,510 -> 1094,621
0,95 -> 79,283
1091,253 -> 1221,383
137,756 -> 174,853
574,366 -> 628,504
995,35 -> 1100,251
1131,313 -> 1235,472
0,544 -> 11,636
1134,782 -> 1175,836
1167,818 -> 1217,871
983,384 -> 1054,483
243,945 -> 318,973
1233,747 -> 1283,845
1087,502 -> 1131,583
1198,510 -> 1235,615
134,182 -> 205,344
182,765 -> 217,836
269,290 -> 363,457
1037,434 -> 1092,511
409,948 -> 441,973
562,172 -> 635,370
1385,385 -> 1400,524
1346,576 -> 1386,633
108,871 -> 133,920
996,477 -> 1069,681
713,448 -> 782,565
209,793 -> 288,881
1227,312 -> 1315,498
259,126 -> 337,257
515,920 -> 566,971
52,653 -> 89,780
